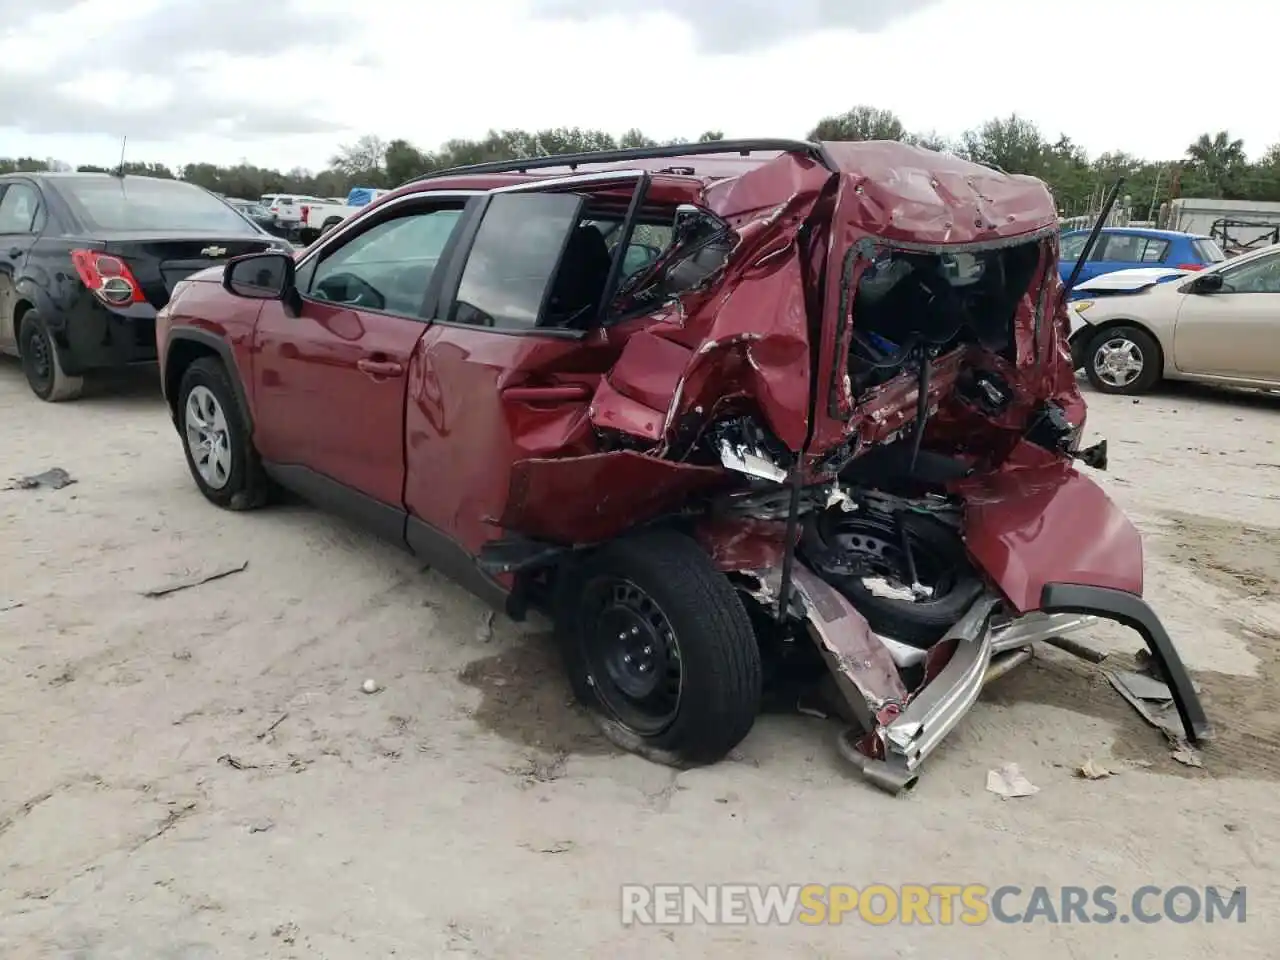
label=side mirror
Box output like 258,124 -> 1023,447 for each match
224,252 -> 294,300
1192,272 -> 1224,294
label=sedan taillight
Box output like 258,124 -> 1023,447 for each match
70,249 -> 145,305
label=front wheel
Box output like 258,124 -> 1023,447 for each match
1084,325 -> 1161,395
177,357 -> 269,510
556,530 -> 762,766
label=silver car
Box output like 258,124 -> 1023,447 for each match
1068,243 -> 1280,394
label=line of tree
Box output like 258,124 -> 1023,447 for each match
4,106 -> 1279,217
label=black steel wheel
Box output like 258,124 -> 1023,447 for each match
801,509 -> 985,648
580,577 -> 683,736
556,530 -> 762,765
18,311 -> 84,402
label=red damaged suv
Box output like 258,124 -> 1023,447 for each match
156,139 -> 1210,792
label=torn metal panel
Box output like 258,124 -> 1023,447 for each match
954,441 -> 1144,613
788,562 -> 907,731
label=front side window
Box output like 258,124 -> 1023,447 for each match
0,183 -> 41,234
1218,252 -> 1280,294
450,193 -> 587,331
309,205 -> 464,316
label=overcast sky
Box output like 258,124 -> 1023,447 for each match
0,0 -> 1273,172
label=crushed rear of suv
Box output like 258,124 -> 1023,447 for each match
157,139 -> 1211,792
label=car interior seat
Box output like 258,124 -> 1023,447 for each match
544,224 -> 613,328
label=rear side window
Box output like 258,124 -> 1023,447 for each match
450,193 -> 585,331
1140,238 -> 1170,262
57,177 -> 257,233
1193,238 -> 1226,262
0,183 -> 41,233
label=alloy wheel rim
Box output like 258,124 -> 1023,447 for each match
184,385 -> 233,489
1094,337 -> 1144,388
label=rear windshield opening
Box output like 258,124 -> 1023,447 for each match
848,241 -> 1041,393
58,176 -> 258,234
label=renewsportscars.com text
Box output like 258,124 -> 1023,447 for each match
620,883 -> 1247,926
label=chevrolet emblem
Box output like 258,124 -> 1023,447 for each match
201,246 -> 228,257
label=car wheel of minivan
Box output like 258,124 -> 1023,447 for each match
19,311 -> 84,402
1084,325 -> 1161,395
556,530 -> 763,766
177,357 -> 269,510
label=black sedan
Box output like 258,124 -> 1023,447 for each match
0,173 -> 291,400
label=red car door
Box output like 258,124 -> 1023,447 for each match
403,177 -> 648,565
252,194 -> 473,509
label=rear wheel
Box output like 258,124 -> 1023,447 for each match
177,357 -> 268,510
18,311 -> 84,402
556,530 -> 762,766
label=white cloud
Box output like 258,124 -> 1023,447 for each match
1,0 -> 1277,171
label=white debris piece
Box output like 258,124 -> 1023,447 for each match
986,762 -> 1040,799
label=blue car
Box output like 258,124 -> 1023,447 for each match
1058,227 -> 1224,297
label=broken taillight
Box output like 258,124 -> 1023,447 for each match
70,249 -> 145,306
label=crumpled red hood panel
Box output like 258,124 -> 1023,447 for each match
816,141 -> 1058,245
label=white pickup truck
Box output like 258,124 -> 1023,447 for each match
297,188 -> 392,243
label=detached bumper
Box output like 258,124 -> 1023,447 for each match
803,580 -> 1210,795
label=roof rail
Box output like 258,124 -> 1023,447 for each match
399,138 -> 834,187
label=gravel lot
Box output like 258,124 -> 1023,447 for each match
2,359 -> 1279,959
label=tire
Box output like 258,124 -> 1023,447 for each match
1083,324 -> 1161,395
176,357 -> 268,510
18,311 -> 84,402
555,530 -> 762,766
800,510 -> 985,649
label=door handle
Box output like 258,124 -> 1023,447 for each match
501,384 -> 592,402
357,358 -> 404,378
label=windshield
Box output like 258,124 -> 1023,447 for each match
59,177 -> 258,234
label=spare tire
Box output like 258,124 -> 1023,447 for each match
799,509 -> 985,649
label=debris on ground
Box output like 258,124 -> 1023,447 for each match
1170,741 -> 1205,768
520,840 -> 575,854
141,561 -> 248,598
248,820 -> 275,834
1,599 -> 22,613
217,754 -> 257,771
476,610 -> 495,643
6,467 -> 76,491
986,762 -> 1040,799
361,679 -> 381,695
1106,668 -> 1185,739
1077,758 -> 1116,780
257,713 -> 289,740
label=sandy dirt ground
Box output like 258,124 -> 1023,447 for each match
2,358 -> 1280,959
